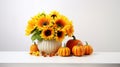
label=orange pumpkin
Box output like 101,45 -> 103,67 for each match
66,35 -> 83,53
58,44 -> 70,57
72,42 -> 84,56
84,41 -> 93,55
30,42 -> 39,54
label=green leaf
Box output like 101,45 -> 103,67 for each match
36,34 -> 43,41
31,30 -> 43,42
31,33 -> 37,42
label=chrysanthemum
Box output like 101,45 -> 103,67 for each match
41,27 -> 54,40
55,30 -> 65,42
54,16 -> 69,29
36,15 -> 51,30
49,11 -> 60,19
25,20 -> 36,36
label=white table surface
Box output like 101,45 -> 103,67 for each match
0,51 -> 120,63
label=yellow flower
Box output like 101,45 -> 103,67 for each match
41,27 -> 54,40
36,15 -> 51,30
63,21 -> 74,37
54,16 -> 69,28
25,11 -> 74,41
25,19 -> 36,36
32,12 -> 46,20
49,11 -> 60,19
55,30 -> 65,42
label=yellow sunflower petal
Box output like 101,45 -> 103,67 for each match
25,11 -> 74,41
62,21 -> 74,37
49,11 -> 60,19
36,15 -> 51,30
41,27 -> 54,40
54,15 -> 69,29
25,19 -> 36,36
55,30 -> 65,42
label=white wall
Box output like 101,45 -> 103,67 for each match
0,0 -> 120,51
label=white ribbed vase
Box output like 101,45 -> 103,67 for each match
37,40 -> 62,54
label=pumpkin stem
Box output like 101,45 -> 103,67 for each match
63,43 -> 66,47
85,41 -> 88,45
34,42 -> 36,45
72,35 -> 76,40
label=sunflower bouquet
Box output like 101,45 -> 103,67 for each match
25,11 -> 74,42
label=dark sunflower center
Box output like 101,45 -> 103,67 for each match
45,30 -> 51,36
57,31 -> 62,37
51,14 -> 57,18
56,20 -> 64,27
57,23 -> 62,27
43,22 -> 48,26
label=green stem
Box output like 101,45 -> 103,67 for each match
72,35 -> 76,40
34,42 -> 36,45
63,43 -> 66,47
85,41 -> 88,45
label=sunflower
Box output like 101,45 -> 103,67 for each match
41,27 -> 54,40
55,30 -> 65,42
63,21 -> 74,37
25,11 -> 74,42
49,11 -> 60,19
32,14 -> 40,21
32,12 -> 46,20
36,15 -> 51,30
25,19 -> 36,36
54,16 -> 69,29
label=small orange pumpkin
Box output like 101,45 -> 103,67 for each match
30,42 -> 39,54
58,44 -> 70,57
72,42 -> 84,56
84,41 -> 93,55
66,35 -> 83,53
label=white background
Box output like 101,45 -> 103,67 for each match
0,0 -> 120,52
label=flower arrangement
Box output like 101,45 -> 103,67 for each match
25,11 -> 74,42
